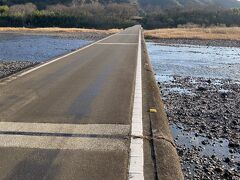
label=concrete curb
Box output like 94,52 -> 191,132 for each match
142,33 -> 184,180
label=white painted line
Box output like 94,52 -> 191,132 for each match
0,122 -> 130,135
96,43 -> 137,45
0,134 -> 127,151
0,31 -> 121,84
117,34 -> 138,36
129,28 -> 144,180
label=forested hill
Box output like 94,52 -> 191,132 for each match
139,0 -> 240,10
0,1 -> 130,9
1,0 -> 240,9
0,0 -> 240,29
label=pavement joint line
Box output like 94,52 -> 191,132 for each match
0,122 -> 130,135
128,27 -> 144,180
0,122 -> 130,150
0,131 -> 129,140
0,30 -> 122,85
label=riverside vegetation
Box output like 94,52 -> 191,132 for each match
0,1 -> 240,29
145,27 -> 240,41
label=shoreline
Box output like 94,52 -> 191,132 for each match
144,27 -> 240,40
0,27 -> 119,34
1,27 -> 240,47
144,27 -> 240,47
0,61 -> 39,79
0,27 -> 119,41
146,38 -> 240,47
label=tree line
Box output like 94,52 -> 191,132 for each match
0,3 -> 138,28
0,2 -> 240,29
143,8 -> 240,29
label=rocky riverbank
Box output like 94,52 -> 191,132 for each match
158,76 -> 240,179
0,27 -> 116,41
147,40 -> 240,179
147,38 -> 240,48
0,61 -> 39,79
6,31 -> 109,41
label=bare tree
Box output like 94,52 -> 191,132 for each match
47,4 -> 69,13
106,3 -> 138,19
9,3 -> 37,16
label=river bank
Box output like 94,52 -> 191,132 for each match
0,61 -> 39,79
0,27 -> 119,40
147,41 -> 240,179
147,38 -> 240,48
161,76 -> 240,179
144,27 -> 240,47
145,27 -> 240,40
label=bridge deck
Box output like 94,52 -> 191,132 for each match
0,26 -> 141,180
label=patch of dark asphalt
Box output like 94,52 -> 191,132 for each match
147,38 -> 240,48
158,76 -> 240,179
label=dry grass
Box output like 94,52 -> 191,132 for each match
0,27 -> 120,34
144,27 -> 240,41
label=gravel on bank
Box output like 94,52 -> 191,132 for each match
0,27 -> 119,41
0,61 -> 39,79
158,76 -> 240,179
1,31 -> 110,41
23,31 -> 109,41
147,38 -> 240,47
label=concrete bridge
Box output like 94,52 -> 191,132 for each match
0,26 -> 183,180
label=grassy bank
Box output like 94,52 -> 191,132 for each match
144,27 -> 240,41
0,27 -> 120,34
1,27 -> 240,42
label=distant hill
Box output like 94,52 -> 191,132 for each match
0,0 -> 129,9
1,0 -> 240,28
1,0 -> 240,9
138,0 -> 240,10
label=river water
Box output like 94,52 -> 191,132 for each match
147,42 -> 240,179
147,42 -> 240,81
0,33 -> 91,62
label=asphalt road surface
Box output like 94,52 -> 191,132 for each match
0,26 -> 141,180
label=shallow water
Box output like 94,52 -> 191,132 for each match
0,33 -> 91,62
147,43 -> 240,81
162,87 -> 193,95
172,123 -> 240,162
171,123 -> 240,177
147,42 -> 240,178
